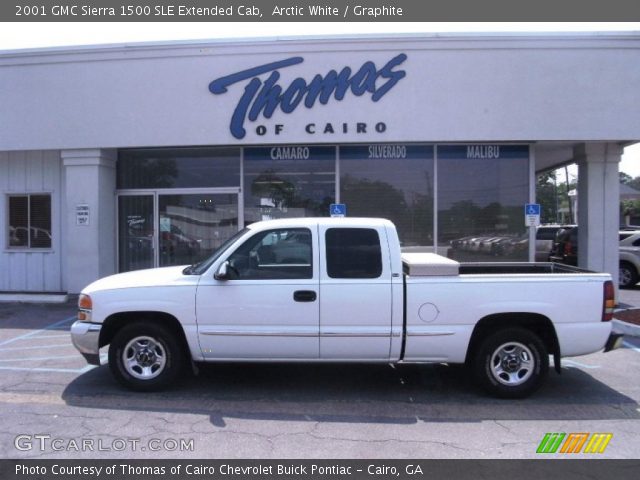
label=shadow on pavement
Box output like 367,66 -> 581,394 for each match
62,361 -> 640,427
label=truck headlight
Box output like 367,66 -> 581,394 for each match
77,294 -> 92,322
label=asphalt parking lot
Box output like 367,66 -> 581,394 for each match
0,300 -> 639,459
618,284 -> 640,308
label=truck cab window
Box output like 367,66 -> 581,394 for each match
226,228 -> 313,279
326,228 -> 382,279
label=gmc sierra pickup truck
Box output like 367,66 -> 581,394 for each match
71,218 -> 622,398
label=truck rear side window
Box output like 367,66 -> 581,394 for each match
326,228 -> 382,279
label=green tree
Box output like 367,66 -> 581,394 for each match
341,175 -> 409,231
536,172 -> 558,224
250,169 -> 295,209
628,177 -> 640,192
439,200 -> 482,241
619,174 -> 640,225
620,171 -> 633,184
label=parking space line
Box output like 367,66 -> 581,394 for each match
0,365 -> 91,373
29,334 -> 72,339
0,343 -> 70,352
0,355 -> 80,363
563,359 -> 601,369
0,316 -> 75,347
623,340 -> 640,353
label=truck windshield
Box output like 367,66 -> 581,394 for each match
183,228 -> 249,275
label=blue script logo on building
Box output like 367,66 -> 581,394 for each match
208,54 -> 408,139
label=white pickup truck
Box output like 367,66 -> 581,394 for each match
71,218 -> 622,398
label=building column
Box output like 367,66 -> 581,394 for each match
575,143 -> 622,292
62,149 -> 116,293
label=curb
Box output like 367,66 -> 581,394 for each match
612,319 -> 640,338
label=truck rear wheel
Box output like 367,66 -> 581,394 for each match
108,321 -> 185,391
472,328 -> 548,399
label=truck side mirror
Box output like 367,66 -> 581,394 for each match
214,261 -> 230,280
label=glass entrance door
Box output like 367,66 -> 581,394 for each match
158,193 -> 239,268
118,195 -> 155,272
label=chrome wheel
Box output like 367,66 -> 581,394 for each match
489,341 -> 534,387
620,267 -> 633,287
122,336 -> 166,380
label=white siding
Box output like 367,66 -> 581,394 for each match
0,150 -> 63,292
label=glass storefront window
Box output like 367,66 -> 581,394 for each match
437,145 -> 529,261
340,145 -> 434,247
115,143 -> 531,270
244,146 -> 335,223
117,147 -> 240,189
158,194 -> 238,267
7,194 -> 52,249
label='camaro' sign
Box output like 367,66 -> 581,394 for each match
208,54 -> 408,139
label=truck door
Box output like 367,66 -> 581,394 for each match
318,226 -> 393,359
195,226 -> 320,359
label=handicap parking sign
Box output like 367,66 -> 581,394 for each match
525,203 -> 541,226
330,203 -> 346,217
526,204 -> 541,216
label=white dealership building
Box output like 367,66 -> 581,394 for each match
0,33 -> 638,296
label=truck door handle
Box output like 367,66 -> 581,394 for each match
293,290 -> 317,302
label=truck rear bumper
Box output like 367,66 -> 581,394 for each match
604,332 -> 624,352
70,320 -> 102,365
556,322 -> 612,357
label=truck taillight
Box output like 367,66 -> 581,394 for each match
564,241 -> 573,255
602,280 -> 615,322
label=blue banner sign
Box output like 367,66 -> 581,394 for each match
341,144 -> 433,160
209,54 -> 408,140
244,145 -> 335,161
438,144 -> 529,160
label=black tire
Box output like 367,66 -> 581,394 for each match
108,321 -> 186,391
619,262 -> 638,289
472,328 -> 548,399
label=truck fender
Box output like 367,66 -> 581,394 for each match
465,312 -> 561,374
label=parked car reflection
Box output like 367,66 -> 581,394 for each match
160,224 -> 202,266
448,233 -> 528,261
8,226 -> 52,248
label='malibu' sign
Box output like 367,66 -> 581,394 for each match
208,54 -> 408,140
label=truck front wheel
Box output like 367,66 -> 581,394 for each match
472,328 -> 548,399
619,261 -> 638,289
108,322 -> 185,391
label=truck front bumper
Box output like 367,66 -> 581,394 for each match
604,332 -> 624,352
70,320 -> 102,365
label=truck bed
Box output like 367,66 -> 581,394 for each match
458,262 -> 592,275
401,252 -> 591,277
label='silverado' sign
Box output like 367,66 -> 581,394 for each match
208,54 -> 408,139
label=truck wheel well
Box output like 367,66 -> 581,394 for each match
99,312 -> 190,357
465,313 -> 560,367
620,260 -> 637,274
